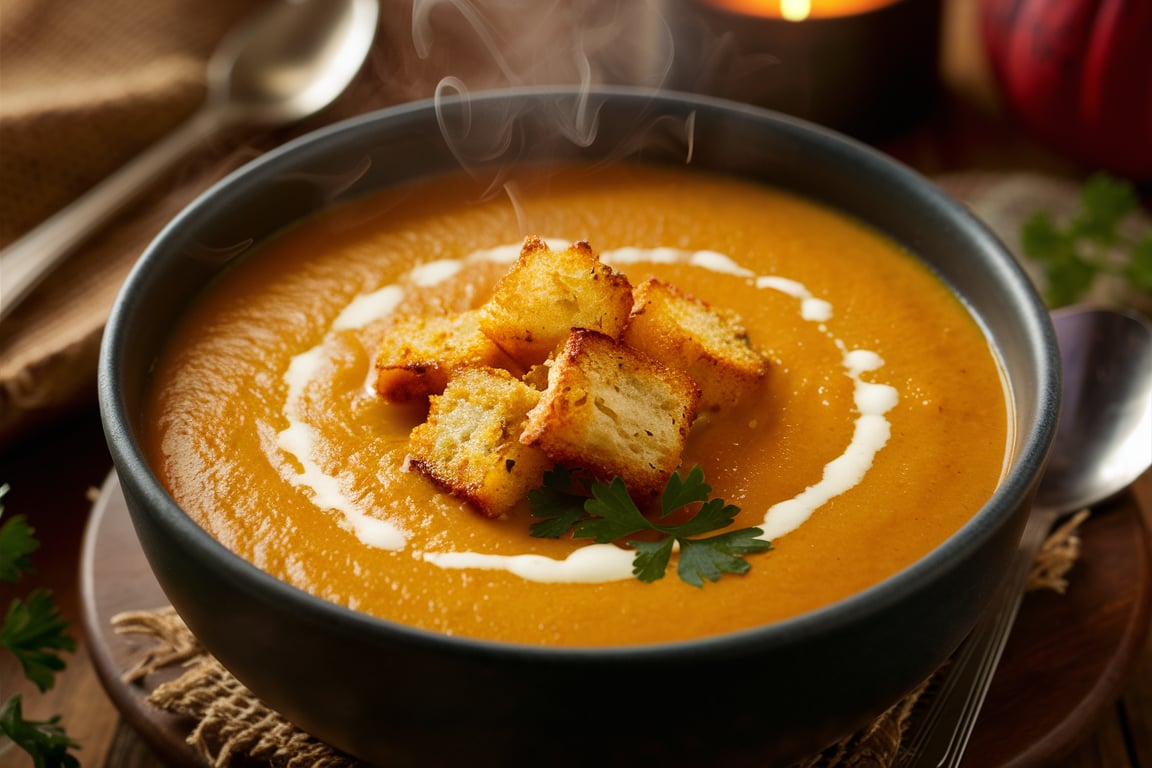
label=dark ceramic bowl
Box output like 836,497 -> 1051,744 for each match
99,87 -> 1059,766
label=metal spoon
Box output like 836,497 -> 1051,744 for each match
900,304 -> 1152,768
0,0 -> 379,322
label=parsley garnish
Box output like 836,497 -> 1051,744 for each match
529,465 -> 772,586
0,484 -> 80,765
0,508 -> 38,583
1021,173 -> 1152,307
0,696 -> 79,768
1,589 -> 76,692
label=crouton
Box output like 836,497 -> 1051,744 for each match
374,310 -> 521,404
520,328 -> 699,497
623,278 -> 769,411
408,367 -> 550,518
478,236 -> 634,367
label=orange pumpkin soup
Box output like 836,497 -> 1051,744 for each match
145,164 -> 1009,646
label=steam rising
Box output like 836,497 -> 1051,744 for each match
406,0 -> 701,215
411,0 -> 677,94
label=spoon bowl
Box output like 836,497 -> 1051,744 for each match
0,0 -> 380,321
210,0 -> 380,126
1039,305 -> 1152,512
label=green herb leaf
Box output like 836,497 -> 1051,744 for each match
1075,173 -> 1136,243
630,538 -> 676,582
528,466 -> 590,538
1,589 -> 76,692
656,497 -> 742,539
1126,234 -> 1152,292
0,503 -> 39,583
0,695 -> 80,768
0,483 -> 80,763
1020,173 -> 1151,308
529,465 -> 771,585
677,529 -> 773,587
577,477 -> 652,542
659,464 -> 712,514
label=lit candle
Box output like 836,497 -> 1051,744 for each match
705,0 -> 903,20
669,0 -> 941,138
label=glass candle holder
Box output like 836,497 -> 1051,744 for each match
668,0 -> 943,139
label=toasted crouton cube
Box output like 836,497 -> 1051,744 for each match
623,278 -> 769,411
520,328 -> 699,496
478,236 -> 634,367
408,367 -> 550,518
374,310 -> 521,404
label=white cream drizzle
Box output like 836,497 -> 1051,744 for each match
423,543 -> 637,583
274,242 -> 901,583
758,348 -> 899,540
278,344 -> 407,551
332,285 -> 404,331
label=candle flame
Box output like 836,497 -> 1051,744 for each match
780,0 -> 811,21
704,0 -> 900,19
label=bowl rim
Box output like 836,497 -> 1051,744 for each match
99,84 -> 1061,660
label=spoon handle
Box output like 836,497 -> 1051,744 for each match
897,504 -> 1061,768
0,107 -> 221,322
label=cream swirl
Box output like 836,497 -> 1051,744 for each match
275,242 -> 899,583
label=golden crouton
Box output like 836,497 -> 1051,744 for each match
478,236 -> 634,367
408,367 -> 551,518
374,310 -> 521,404
521,328 -> 699,497
623,278 -> 769,411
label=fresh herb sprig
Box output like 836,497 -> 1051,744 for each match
0,484 -> 80,768
529,465 -> 772,586
1021,173 -> 1152,307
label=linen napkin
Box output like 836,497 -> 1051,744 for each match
1,0 -> 264,443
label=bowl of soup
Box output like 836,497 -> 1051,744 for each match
99,86 -> 1059,765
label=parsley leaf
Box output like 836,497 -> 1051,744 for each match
0,695 -> 81,768
0,494 -> 39,583
527,466 -> 590,539
1,589 -> 76,692
660,465 -> 712,511
1128,236 -> 1152,292
1020,173 -> 1152,308
577,477 -> 652,542
677,528 -> 772,587
0,482 -> 80,766
631,538 -> 676,583
530,465 -> 772,586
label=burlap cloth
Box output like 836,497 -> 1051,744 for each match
110,511 -> 1089,768
2,1 -> 314,442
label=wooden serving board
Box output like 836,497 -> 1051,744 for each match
79,471 -> 1152,767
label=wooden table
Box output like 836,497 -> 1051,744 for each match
2,2 -> 1150,766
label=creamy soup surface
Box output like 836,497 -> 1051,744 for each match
146,164 -> 1010,646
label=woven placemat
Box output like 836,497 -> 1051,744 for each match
110,510 -> 1088,768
